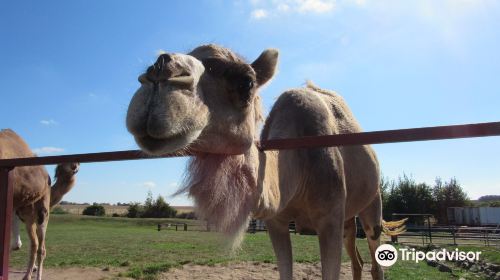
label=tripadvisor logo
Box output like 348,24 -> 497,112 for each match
375,244 -> 398,267
375,244 -> 482,267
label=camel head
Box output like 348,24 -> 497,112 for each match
50,162 -> 79,208
126,44 -> 278,155
55,162 -> 79,177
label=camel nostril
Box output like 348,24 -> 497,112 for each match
146,53 -> 174,83
156,53 -> 172,67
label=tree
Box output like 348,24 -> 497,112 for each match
144,190 -> 154,209
126,202 -> 143,218
379,175 -> 393,219
82,203 -> 106,216
381,175 -> 471,224
432,177 -> 469,223
385,175 -> 434,222
176,211 -> 197,219
142,195 -> 177,218
478,195 -> 500,202
125,193 -> 177,218
489,201 -> 500,207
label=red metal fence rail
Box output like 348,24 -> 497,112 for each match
1,121 -> 500,280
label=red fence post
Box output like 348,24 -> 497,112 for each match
0,167 -> 14,280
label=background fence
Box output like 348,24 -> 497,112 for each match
394,225 -> 500,248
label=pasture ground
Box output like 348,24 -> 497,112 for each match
8,215 -> 498,279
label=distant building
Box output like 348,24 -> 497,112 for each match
447,207 -> 500,226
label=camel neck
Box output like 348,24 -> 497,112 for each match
50,175 -> 76,208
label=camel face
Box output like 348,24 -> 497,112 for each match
127,45 -> 278,155
58,162 -> 80,175
126,53 -> 208,154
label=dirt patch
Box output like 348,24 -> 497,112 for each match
163,262 -> 374,279
8,267 -> 130,280
9,262 -> 375,279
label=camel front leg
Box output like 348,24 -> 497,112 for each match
35,220 -> 47,280
23,220 -> 38,280
10,214 -> 22,251
344,218 -> 363,280
35,205 -> 49,280
266,218 -> 293,280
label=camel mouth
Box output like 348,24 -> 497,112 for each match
134,129 -> 202,155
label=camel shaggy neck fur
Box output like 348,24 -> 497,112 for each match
127,45 -> 394,280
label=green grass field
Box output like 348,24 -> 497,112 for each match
9,215 -> 498,279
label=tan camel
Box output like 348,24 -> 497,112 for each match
126,45 -> 401,280
0,129 -> 79,280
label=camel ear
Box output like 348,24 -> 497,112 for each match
251,49 -> 279,86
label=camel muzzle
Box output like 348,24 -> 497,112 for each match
144,53 -> 195,88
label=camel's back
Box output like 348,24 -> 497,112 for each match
0,129 -> 35,159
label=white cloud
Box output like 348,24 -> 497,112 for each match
352,0 -> 366,7
296,0 -> 335,13
251,9 -> 269,19
357,0 -> 498,58
40,119 -> 57,126
141,181 -> 156,188
248,0 -> 336,19
32,147 -> 65,155
277,3 -> 290,12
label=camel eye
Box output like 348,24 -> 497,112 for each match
240,80 -> 253,91
239,77 -> 254,92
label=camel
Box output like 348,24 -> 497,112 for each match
126,44 -> 401,280
0,129 -> 79,280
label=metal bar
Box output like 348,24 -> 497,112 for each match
0,122 -> 499,167
258,121 -> 500,151
452,226 -> 457,246
0,150 -> 191,168
0,168 -> 14,280
427,216 -> 432,244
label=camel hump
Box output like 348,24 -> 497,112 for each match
261,83 -> 363,142
305,82 -> 363,134
0,129 -> 35,159
0,128 -> 20,140
261,87 -> 334,141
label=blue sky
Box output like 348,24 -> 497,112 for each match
1,0 -> 499,205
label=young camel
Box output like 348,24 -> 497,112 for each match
126,45 -> 399,280
0,129 -> 79,280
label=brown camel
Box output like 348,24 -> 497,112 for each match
126,45 -> 402,280
0,129 -> 79,280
